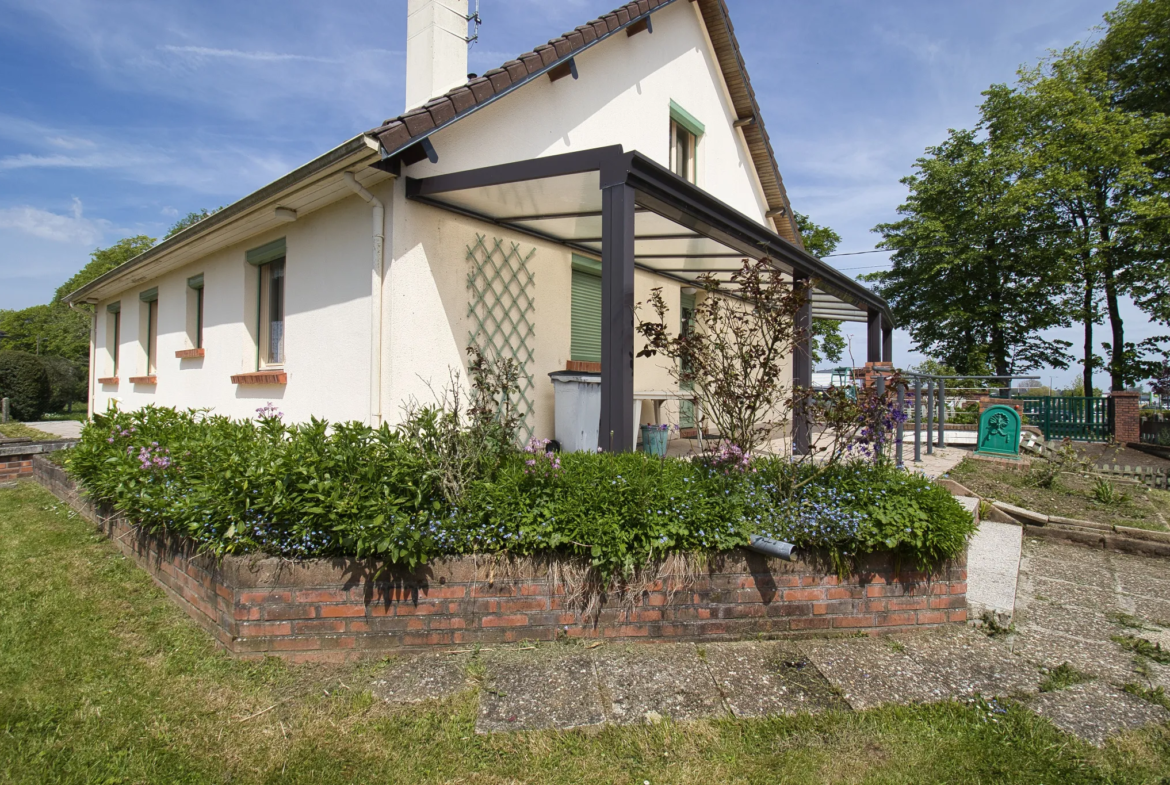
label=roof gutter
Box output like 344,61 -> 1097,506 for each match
64,134 -> 377,304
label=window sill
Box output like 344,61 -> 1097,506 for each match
175,348 -> 205,359
231,371 -> 287,385
97,377 -> 118,385
129,376 -> 157,385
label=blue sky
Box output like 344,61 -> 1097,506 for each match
0,0 -> 1152,388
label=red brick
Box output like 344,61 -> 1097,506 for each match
347,620 -> 371,633
950,582 -> 967,595
865,585 -> 891,598
861,600 -> 888,613
826,587 -> 860,600
319,604 -> 367,618
783,588 -> 824,602
403,632 -> 453,647
234,606 -> 261,621
788,617 -> 832,630
916,611 -> 946,625
947,609 -> 968,622
264,604 -> 316,621
876,612 -> 917,627
271,636 -> 321,651
237,621 -> 292,637
832,615 -> 877,628
428,586 -> 469,599
428,617 -> 467,630
294,620 -> 345,634
481,614 -> 528,628
295,589 -> 349,603
886,597 -> 928,611
239,591 -> 292,605
928,596 -> 966,610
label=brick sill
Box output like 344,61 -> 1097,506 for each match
175,348 -> 205,359
129,376 -> 157,385
231,371 -> 287,385
97,377 -> 118,385
566,360 -> 601,373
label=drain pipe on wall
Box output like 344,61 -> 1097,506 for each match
342,171 -> 388,427
747,534 -> 798,561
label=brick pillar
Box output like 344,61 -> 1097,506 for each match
1111,391 -> 1140,444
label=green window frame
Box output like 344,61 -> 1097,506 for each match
570,255 -> 602,364
106,302 -> 121,376
669,100 -> 704,184
246,239 -> 286,368
188,274 -> 204,350
139,288 -> 158,374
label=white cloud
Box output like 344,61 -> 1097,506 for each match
158,45 -> 339,64
0,198 -> 107,245
160,206 -> 179,218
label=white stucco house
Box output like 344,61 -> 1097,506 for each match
65,0 -> 893,452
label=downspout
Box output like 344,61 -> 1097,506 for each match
69,301 -> 96,419
342,172 -> 388,427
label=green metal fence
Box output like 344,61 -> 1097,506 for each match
1015,396 -> 1112,442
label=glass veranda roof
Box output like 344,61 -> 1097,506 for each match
403,149 -> 888,324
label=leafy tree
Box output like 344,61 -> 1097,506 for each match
793,212 -> 846,366
986,47 -> 1170,391
1094,0 -> 1170,117
166,207 -> 222,238
39,356 -> 86,412
0,351 -> 52,421
869,128 -> 1072,380
53,235 -> 156,304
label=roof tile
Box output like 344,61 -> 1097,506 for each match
590,20 -> 609,37
576,24 -> 598,45
447,86 -> 476,113
566,30 -> 585,50
468,76 -> 495,103
485,68 -> 511,92
520,53 -> 544,74
637,0 -> 652,14
425,97 -> 457,126
376,121 -> 412,152
552,38 -> 573,58
603,14 -> 620,32
615,8 -> 631,25
503,59 -> 528,80
402,108 -> 436,136
534,44 -> 558,66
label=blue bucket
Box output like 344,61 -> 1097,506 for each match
640,425 -> 670,457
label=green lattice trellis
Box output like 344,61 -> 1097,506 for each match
466,235 -> 537,442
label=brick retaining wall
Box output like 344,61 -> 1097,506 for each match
1,439 -> 75,482
31,455 -> 967,662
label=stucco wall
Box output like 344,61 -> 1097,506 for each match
93,183 -> 391,423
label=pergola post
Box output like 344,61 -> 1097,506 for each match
882,324 -> 893,364
792,272 -> 812,455
867,309 -> 882,364
599,181 -> 636,452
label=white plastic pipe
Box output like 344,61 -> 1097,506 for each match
342,172 -> 387,427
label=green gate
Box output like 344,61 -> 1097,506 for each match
1014,396 -> 1112,442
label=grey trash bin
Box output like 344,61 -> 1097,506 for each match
548,371 -> 601,452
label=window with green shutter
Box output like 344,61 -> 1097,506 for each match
570,255 -> 602,364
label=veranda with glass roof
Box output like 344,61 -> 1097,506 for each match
404,145 -> 894,453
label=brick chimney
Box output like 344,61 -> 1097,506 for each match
405,0 -> 469,112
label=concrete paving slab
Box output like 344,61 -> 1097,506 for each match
476,652 -> 605,733
1115,572 -> 1170,604
370,654 -> 473,704
1016,601 -> 1120,641
966,520 -> 1022,620
1024,554 -> 1117,593
702,641 -> 847,718
798,636 -> 943,710
902,626 -> 1041,698
1025,576 -> 1119,611
594,644 -> 726,725
1129,597 -> 1170,627
1028,681 -> 1170,746
1011,628 -> 1136,682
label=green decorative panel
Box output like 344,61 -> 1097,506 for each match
466,235 -> 537,442
976,404 -> 1022,459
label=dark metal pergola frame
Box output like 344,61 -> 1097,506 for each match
404,145 -> 894,452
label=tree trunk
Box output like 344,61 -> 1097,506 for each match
1100,218 -> 1124,392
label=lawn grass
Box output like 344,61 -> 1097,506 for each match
0,422 -> 56,441
2,480 -> 1169,784
950,457 -> 1170,532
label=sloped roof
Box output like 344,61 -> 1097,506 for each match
366,0 -> 803,247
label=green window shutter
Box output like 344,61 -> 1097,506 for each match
246,238 -> 286,266
106,301 -> 121,314
571,262 -> 602,364
138,287 -> 158,303
187,273 -> 204,289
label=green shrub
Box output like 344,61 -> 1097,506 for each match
66,406 -> 976,580
0,350 -> 52,421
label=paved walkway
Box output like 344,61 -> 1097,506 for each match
369,536 -> 1170,744
21,420 -> 82,439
